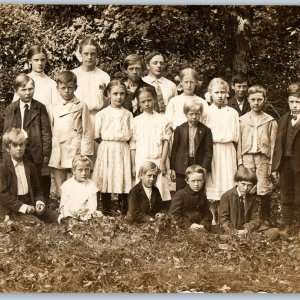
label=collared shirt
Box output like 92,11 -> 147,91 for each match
291,114 -> 300,126
237,99 -> 244,112
143,75 -> 177,106
188,123 -> 197,157
20,100 -> 31,130
12,158 -> 28,196
142,184 -> 152,201
236,187 -> 246,205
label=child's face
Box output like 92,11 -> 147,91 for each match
147,55 -> 164,78
186,108 -> 201,125
57,82 -> 76,101
140,169 -> 158,188
138,91 -> 154,113
30,53 -> 47,73
7,141 -> 26,162
288,96 -> 300,115
237,181 -> 254,196
210,84 -> 227,106
126,63 -> 143,83
73,161 -> 91,183
16,81 -> 34,103
248,92 -> 265,113
81,45 -> 97,69
186,172 -> 204,192
232,82 -> 248,99
109,86 -> 126,108
181,74 -> 196,96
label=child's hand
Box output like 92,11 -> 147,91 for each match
271,171 -> 279,185
26,205 -> 36,214
155,213 -> 165,221
159,162 -> 167,176
35,203 -> 45,215
189,223 -> 204,230
236,229 -> 248,236
170,170 -> 176,182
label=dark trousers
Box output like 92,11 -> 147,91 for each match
101,193 -> 128,216
280,157 -> 300,225
176,173 -> 187,191
35,163 -> 51,202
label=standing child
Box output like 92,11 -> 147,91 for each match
272,83 -> 300,229
130,86 -> 172,204
170,98 -> 213,191
0,128 -> 57,223
228,74 -> 250,117
48,71 -> 94,199
169,165 -> 212,230
166,68 -> 208,130
143,51 -> 177,114
237,85 -> 277,223
72,37 -> 110,123
127,161 -> 164,223
58,155 -> 99,223
219,167 -> 260,234
4,74 -> 52,200
205,78 -> 240,225
92,80 -> 133,215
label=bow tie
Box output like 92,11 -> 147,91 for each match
291,114 -> 298,121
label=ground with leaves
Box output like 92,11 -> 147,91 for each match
0,212 -> 300,293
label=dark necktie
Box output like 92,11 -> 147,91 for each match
238,196 -> 245,229
23,104 -> 29,130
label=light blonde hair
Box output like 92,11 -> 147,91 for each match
183,98 -> 203,115
179,68 -> 198,81
2,128 -> 27,150
138,161 -> 159,178
208,77 -> 229,94
247,85 -> 267,98
185,164 -> 206,181
72,155 -> 93,171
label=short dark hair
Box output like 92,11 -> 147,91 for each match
232,74 -> 249,85
56,70 -> 77,86
123,54 -> 145,70
287,82 -> 300,97
234,167 -> 257,185
14,73 -> 35,91
144,51 -> 164,64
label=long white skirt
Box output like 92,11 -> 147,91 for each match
92,141 -> 132,194
206,142 -> 237,201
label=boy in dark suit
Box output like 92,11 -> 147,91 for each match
126,161 -> 164,224
219,167 -> 260,235
169,165 -> 212,230
272,83 -> 300,228
4,74 -> 52,201
228,74 -> 250,116
170,98 -> 213,191
0,128 -> 57,223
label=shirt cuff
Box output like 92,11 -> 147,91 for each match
19,204 -> 28,214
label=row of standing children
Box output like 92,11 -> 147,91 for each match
0,37 -> 299,231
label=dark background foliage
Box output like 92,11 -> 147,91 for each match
0,5 -> 299,117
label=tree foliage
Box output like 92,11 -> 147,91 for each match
0,5 -> 299,117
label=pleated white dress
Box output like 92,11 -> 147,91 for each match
205,104 -> 239,201
92,106 -> 133,194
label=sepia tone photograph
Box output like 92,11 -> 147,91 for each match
0,4 -> 300,293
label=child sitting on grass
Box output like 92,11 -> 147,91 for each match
219,167 -> 260,235
169,165 -> 212,230
58,155 -> 99,223
0,128 -> 57,223
127,161 -> 164,224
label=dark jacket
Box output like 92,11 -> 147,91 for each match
228,96 -> 250,117
219,186 -> 260,232
3,99 -> 51,164
170,121 -> 213,174
0,158 -> 44,217
272,112 -> 300,172
126,181 -> 163,223
122,79 -> 157,117
169,185 -> 212,229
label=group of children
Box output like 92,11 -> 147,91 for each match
0,38 -> 299,236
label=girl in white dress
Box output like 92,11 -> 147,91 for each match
130,86 -> 172,202
58,155 -> 99,223
166,68 -> 208,130
72,37 -> 110,123
205,78 -> 239,225
92,80 -> 133,215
